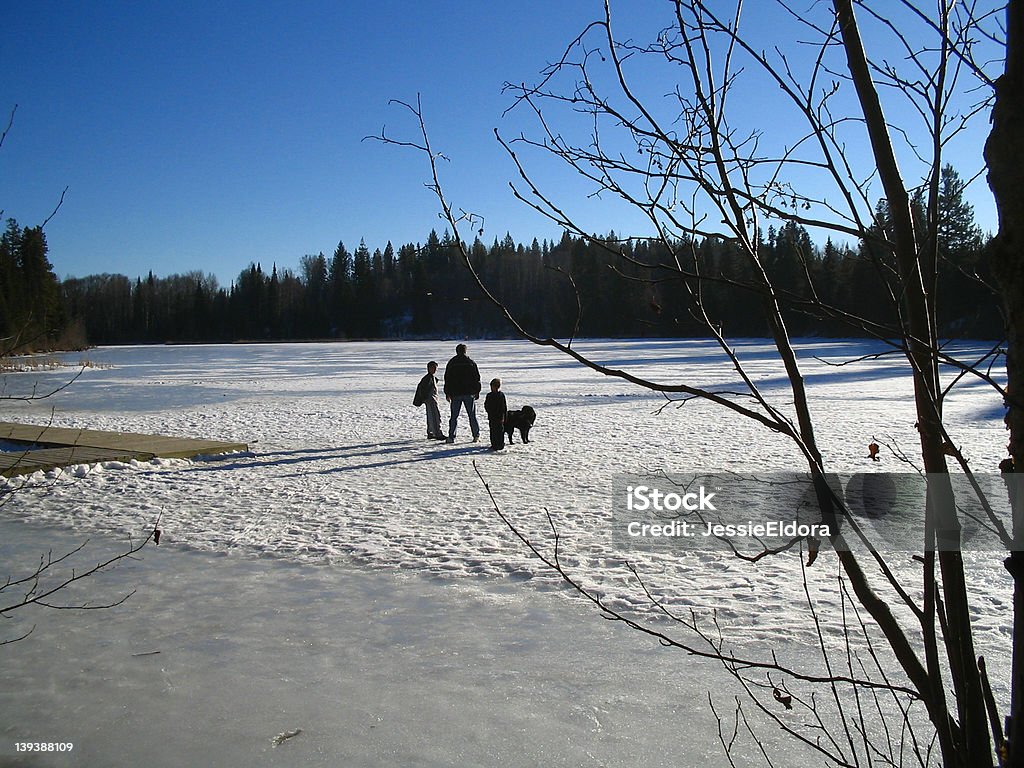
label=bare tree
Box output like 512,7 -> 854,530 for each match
1,336 -> 158,646
986,3 -> 1024,765
1,104 -> 155,645
380,1 -> 1016,765
1,331 -> 156,651
0,530 -> 157,646
0,346 -> 156,647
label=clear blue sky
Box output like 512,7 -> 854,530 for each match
0,1 -> 999,287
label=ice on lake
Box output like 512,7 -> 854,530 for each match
1,517 -> 751,767
0,339 -> 1012,766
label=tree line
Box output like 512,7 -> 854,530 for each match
0,166 -> 1001,350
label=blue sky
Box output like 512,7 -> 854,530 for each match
1,1 -> 1000,287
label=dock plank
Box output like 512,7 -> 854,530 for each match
0,421 -> 248,477
0,447 -> 153,477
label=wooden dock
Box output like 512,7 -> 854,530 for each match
0,422 -> 248,478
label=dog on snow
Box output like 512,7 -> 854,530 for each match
504,405 -> 536,444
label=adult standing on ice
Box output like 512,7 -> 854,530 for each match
414,360 -> 445,440
443,343 -> 481,443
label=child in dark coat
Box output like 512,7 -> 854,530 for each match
483,378 -> 507,451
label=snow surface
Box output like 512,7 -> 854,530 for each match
0,339 -> 1013,766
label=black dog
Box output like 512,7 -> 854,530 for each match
504,406 -> 536,444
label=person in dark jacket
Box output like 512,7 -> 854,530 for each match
443,343 -> 481,443
484,378 -> 507,451
413,361 -> 444,440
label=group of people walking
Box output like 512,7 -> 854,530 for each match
413,343 -> 508,451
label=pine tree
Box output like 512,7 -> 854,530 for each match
0,220 -> 64,350
329,241 -> 353,337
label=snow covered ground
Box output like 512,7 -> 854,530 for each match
0,339 -> 1012,766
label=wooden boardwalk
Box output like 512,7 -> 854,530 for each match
0,422 -> 248,477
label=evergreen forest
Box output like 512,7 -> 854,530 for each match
1,167 -> 1002,350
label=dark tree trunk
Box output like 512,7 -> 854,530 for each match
835,1 -> 994,763
985,1 -> 1024,764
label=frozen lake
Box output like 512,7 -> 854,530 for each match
0,339 -> 1012,765
1,516 -> 751,767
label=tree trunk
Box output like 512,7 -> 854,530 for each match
985,2 -> 1024,764
835,0 -> 992,762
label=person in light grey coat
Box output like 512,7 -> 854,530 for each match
413,361 -> 444,440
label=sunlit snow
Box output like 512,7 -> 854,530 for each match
0,339 -> 1011,766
